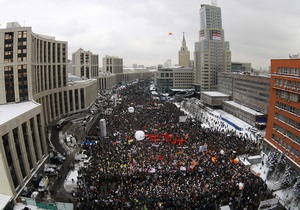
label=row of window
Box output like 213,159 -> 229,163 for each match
274,78 -> 300,89
272,133 -> 300,158
275,90 -> 299,102
276,101 -> 300,116
275,112 -> 300,130
2,114 -> 44,189
277,67 -> 299,75
273,123 -> 300,144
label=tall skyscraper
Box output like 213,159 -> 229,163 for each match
194,4 -> 231,91
178,32 -> 190,67
264,58 -> 300,170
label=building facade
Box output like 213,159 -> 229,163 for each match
178,32 -> 190,67
155,67 -> 194,93
265,58 -> 300,170
102,55 -> 123,74
218,72 -> 270,115
194,4 -> 231,91
0,101 -> 47,199
0,22 -> 98,201
231,62 -> 251,72
72,48 -> 99,79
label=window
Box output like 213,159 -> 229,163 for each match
290,93 -> 298,102
282,91 -> 288,99
282,68 -> 289,74
291,68 -> 299,75
289,106 -> 296,114
287,118 -> 295,127
278,114 -> 286,122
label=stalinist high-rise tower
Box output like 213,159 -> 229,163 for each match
194,3 -> 231,91
178,32 -> 190,67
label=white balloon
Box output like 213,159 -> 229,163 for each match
135,130 -> 145,141
128,106 -> 135,113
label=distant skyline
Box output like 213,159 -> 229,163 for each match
1,0 -> 300,69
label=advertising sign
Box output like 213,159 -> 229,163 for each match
211,30 -> 221,40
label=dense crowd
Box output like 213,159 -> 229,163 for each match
75,80 -> 272,209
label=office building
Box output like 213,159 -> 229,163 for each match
72,48 -> 99,79
155,67 -> 194,93
102,55 -> 123,74
178,32 -> 190,67
194,4 -> 231,91
0,22 -> 98,203
264,58 -> 300,170
218,72 -> 270,115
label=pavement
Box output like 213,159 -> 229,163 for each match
46,110 -> 103,204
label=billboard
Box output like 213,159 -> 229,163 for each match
210,30 -> 221,41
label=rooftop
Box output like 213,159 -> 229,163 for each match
224,100 -> 264,116
201,91 -> 229,97
0,101 -> 40,125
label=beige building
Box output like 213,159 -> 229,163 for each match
72,48 -> 99,79
0,101 -> 47,204
0,22 -> 153,207
0,22 -> 98,205
194,4 -> 231,91
178,32 -> 190,67
102,55 -> 123,74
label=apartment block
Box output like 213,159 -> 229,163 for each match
265,58 -> 300,170
72,48 -> 99,79
102,55 -> 123,74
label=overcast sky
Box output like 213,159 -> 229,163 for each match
1,0 -> 300,69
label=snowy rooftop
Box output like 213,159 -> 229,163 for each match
201,91 -> 229,97
0,101 -> 40,125
212,109 -> 253,130
224,100 -> 264,116
0,194 -> 12,209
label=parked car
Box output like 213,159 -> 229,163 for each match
38,176 -> 49,192
75,154 -> 88,161
44,167 -> 58,176
50,156 -> 64,164
32,174 -> 43,188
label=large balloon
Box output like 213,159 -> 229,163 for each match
135,130 -> 145,141
128,106 -> 135,113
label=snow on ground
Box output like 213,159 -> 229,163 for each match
64,162 -> 83,193
59,100 -> 298,209
251,153 -> 300,210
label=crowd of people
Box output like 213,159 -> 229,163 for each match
75,80 -> 272,209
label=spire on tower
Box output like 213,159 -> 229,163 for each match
182,32 -> 187,47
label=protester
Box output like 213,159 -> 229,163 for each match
75,80 -> 272,210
